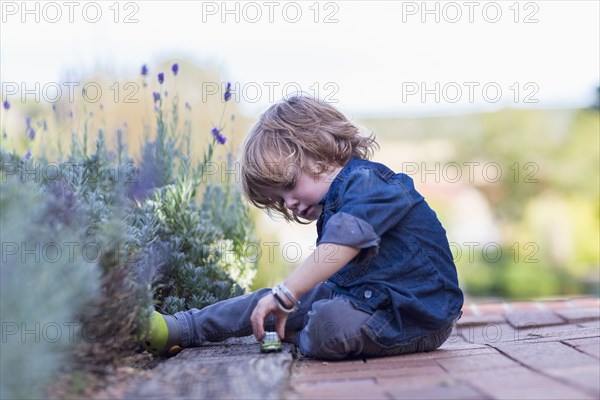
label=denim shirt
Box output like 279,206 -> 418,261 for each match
316,158 -> 464,347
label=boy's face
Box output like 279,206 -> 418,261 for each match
270,166 -> 341,221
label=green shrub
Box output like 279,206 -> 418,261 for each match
0,63 -> 256,395
0,172 -> 101,399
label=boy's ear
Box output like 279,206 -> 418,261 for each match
282,162 -> 301,181
309,159 -> 327,174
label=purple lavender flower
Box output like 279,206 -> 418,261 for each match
127,140 -> 168,202
23,149 -> 32,160
141,64 -> 148,76
2,100 -> 9,110
25,117 -> 35,139
153,91 -> 161,103
158,72 -> 164,85
27,127 -> 36,140
224,82 -> 232,102
211,127 -> 227,145
171,63 -> 179,76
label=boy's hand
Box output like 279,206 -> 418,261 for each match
250,293 -> 288,341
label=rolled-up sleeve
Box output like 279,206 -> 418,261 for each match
319,167 -> 422,249
320,212 -> 379,249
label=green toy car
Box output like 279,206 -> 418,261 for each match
260,331 -> 282,353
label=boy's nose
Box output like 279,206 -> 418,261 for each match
284,197 -> 299,210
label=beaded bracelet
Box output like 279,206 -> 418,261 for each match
272,289 -> 295,313
278,283 -> 301,308
272,284 -> 300,313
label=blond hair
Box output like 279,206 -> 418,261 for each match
240,95 -> 378,222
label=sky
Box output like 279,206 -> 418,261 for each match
1,0 -> 599,117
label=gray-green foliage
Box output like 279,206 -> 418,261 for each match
0,172 -> 101,399
0,68 -> 256,396
0,129 -> 146,397
128,157 -> 256,315
125,83 -> 255,315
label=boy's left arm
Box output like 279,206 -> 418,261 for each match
250,243 -> 359,341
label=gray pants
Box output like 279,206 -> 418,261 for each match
174,283 -> 453,360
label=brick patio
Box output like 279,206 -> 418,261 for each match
289,297 -> 600,400
96,297 -> 599,399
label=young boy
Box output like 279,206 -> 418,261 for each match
143,95 -> 463,360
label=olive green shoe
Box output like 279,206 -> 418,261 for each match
142,310 -> 183,357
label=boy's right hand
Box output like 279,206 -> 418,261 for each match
250,293 -> 288,342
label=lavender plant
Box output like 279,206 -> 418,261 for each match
0,62 -> 256,396
128,68 -> 255,314
0,169 -> 101,399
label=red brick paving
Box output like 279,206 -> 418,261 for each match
555,308 -> 600,323
563,337 -> 600,359
505,309 -> 566,327
290,297 -> 600,399
459,366 -> 596,400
